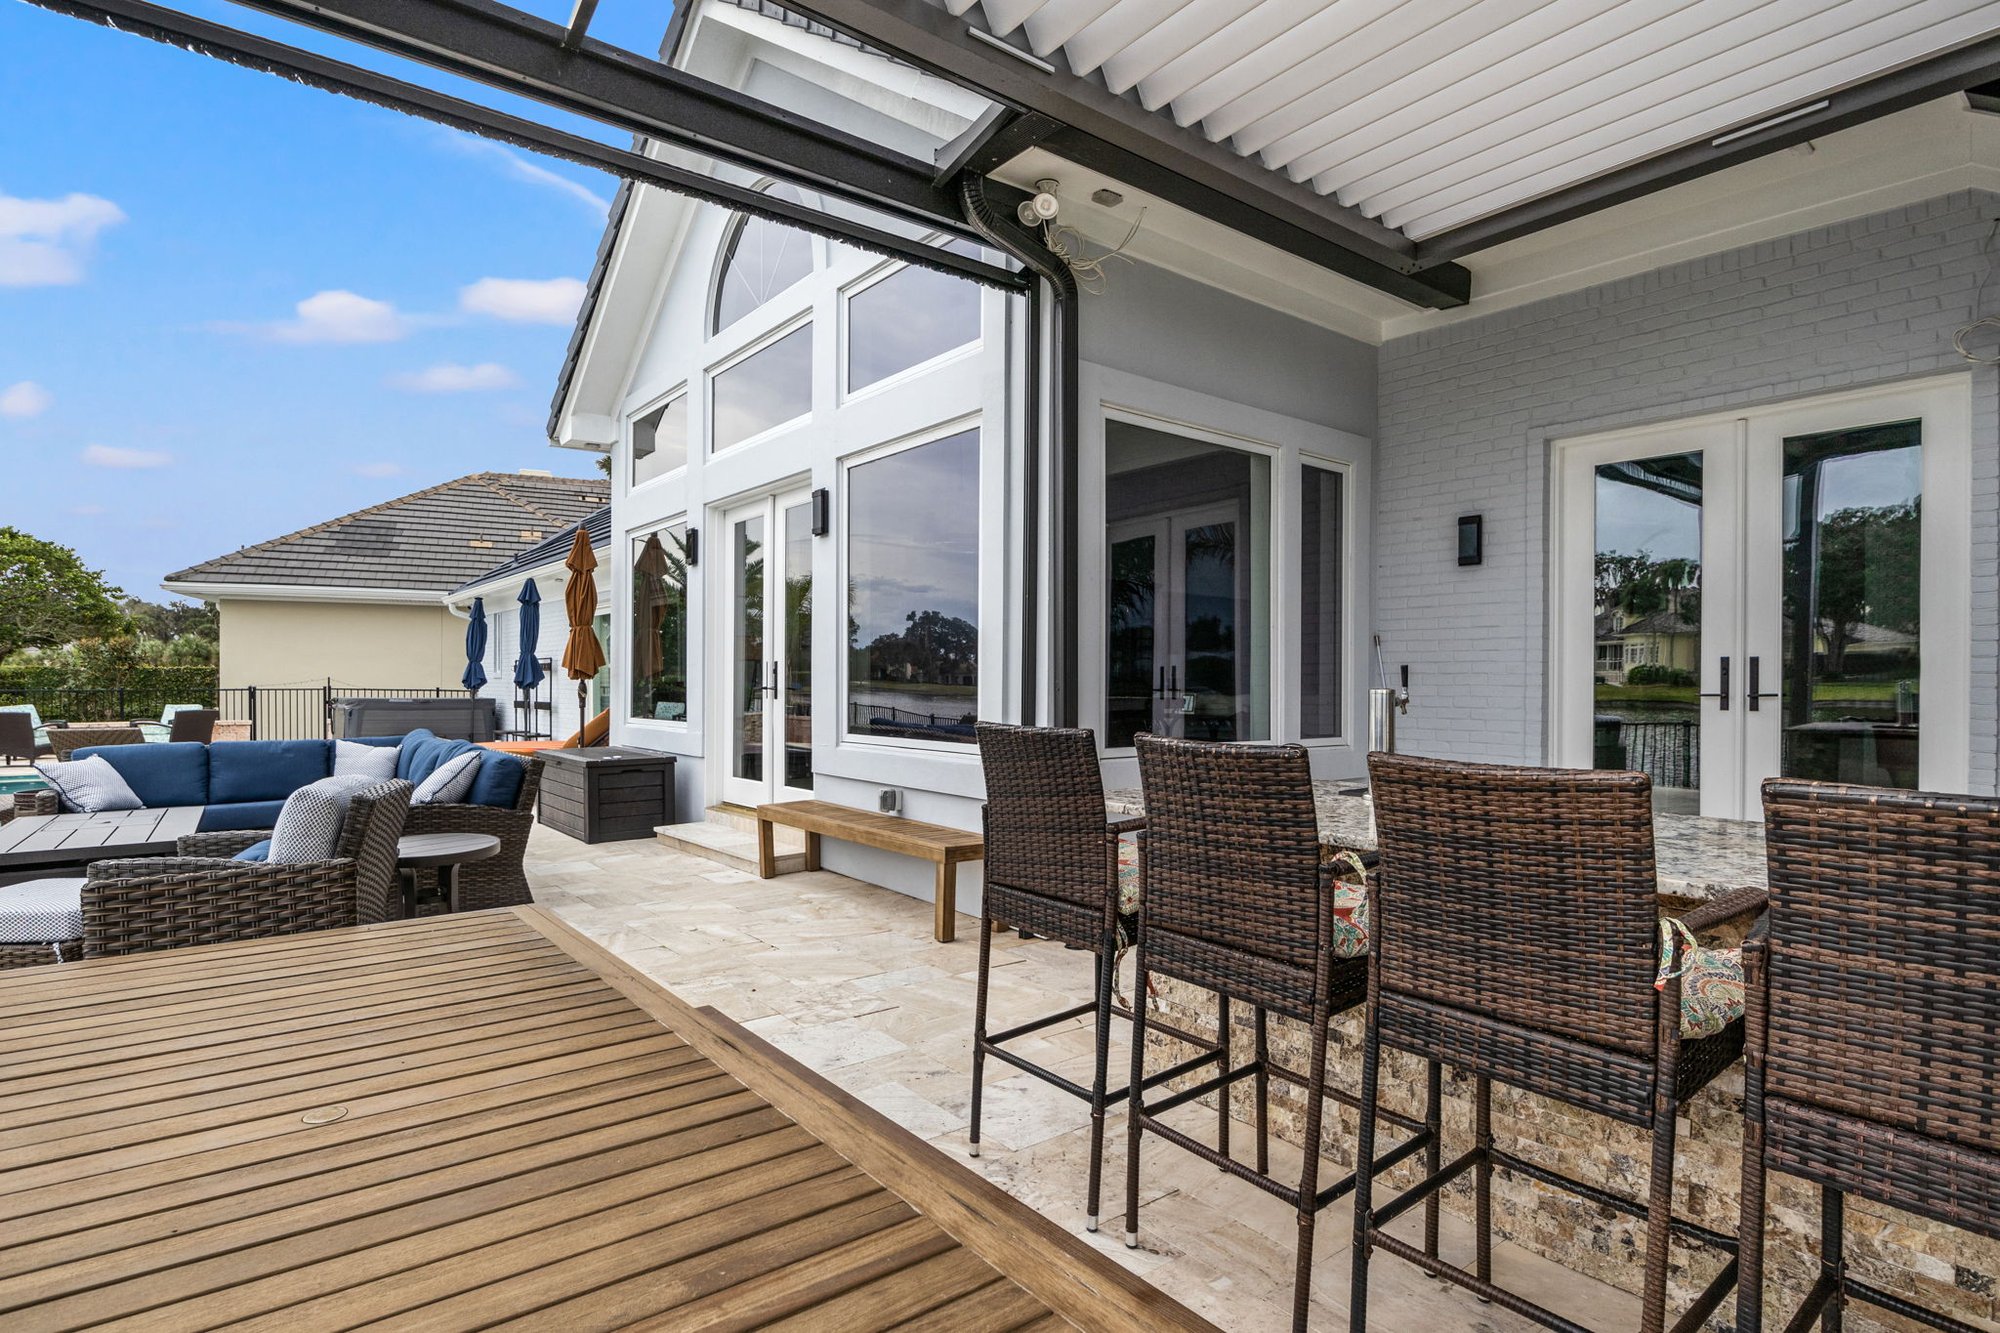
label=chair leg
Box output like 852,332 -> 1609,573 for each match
1639,1086 -> 1679,1333
1737,1106 -> 1768,1333
1474,1075 -> 1493,1292
968,910 -> 993,1159
1422,1058 -> 1442,1263
1253,1006 -> 1271,1176
1821,1186 -> 1845,1333
1349,1016 -> 1384,1333
1216,994 -> 1232,1167
1084,933 -> 1116,1232
1291,1009 -> 1333,1333
1123,951 -> 1152,1249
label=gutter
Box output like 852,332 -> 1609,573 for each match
160,581 -> 450,606
959,174 -> 1077,728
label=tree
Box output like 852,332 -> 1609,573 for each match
0,528 -> 126,662
122,597 -> 217,644
1791,501 -> 1920,674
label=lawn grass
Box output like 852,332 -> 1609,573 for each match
1597,680 -> 1903,706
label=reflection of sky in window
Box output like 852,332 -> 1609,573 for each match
1597,457 -> 1701,560
1806,447 -> 1920,515
848,429 -> 980,644
714,187 -> 812,332
848,264 -> 980,390
712,325 -> 812,451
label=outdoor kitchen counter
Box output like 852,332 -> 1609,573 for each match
1103,783 -> 1768,903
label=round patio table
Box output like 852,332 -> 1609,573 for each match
395,833 -> 499,918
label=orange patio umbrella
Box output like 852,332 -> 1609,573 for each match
560,525 -> 605,741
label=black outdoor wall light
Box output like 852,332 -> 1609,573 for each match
684,527 -> 699,567
811,487 -> 831,536
1458,514 -> 1483,566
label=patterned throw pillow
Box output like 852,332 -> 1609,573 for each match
269,774 -> 380,864
333,740 -> 399,781
1116,836 -> 1142,917
412,750 -> 480,805
1656,918 -> 1746,1038
34,755 -> 143,813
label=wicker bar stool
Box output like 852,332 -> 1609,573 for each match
972,723 -> 1219,1232
1740,780 -> 2000,1333
1353,753 -> 1763,1333
1125,735 -> 1436,1332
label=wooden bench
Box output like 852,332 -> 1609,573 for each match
754,799 -> 983,942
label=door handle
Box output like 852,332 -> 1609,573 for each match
766,660 -> 780,697
1168,664 -> 1179,697
1696,656 -> 1730,711
1746,656 -> 1780,712
1154,666 -> 1166,699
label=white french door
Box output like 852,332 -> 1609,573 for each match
1107,502 -> 1250,745
1553,377 -> 1970,820
719,488 -> 816,808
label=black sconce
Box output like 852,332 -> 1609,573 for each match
684,526 -> 699,567
811,487 -> 831,536
1457,514 -> 1483,567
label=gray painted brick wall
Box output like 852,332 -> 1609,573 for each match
1376,189 -> 2000,792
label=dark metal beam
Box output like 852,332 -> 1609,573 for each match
214,0 -> 971,235
933,107 -> 1062,186
560,0 -> 598,50
779,0 -> 1472,309
1416,32 -> 2000,266
23,0 -> 1028,293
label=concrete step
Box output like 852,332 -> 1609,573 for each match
655,816 -> 805,876
703,803 -> 762,834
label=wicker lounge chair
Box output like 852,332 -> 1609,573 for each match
1738,779 -> 2000,1333
0,780 -> 411,968
971,723 -> 1218,1232
1353,753 -> 1764,1333
0,712 -> 39,764
398,755 -> 543,912
1125,735 -> 1435,1332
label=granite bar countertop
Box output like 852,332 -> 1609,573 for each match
1105,783 -> 1767,904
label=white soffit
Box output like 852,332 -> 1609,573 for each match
952,0 -> 2000,242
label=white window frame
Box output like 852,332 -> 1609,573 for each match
628,384 -> 690,492
707,184 -> 820,340
838,258 -> 985,404
707,314 -> 814,457
836,414 -> 988,758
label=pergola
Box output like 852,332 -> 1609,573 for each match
28,0 -> 2000,725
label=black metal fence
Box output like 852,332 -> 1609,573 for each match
848,701 -> 977,741
0,682 -> 471,742
1597,716 -> 1698,790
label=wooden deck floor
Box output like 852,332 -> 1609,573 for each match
0,908 -> 1216,1332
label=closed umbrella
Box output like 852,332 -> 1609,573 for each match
561,526 -> 606,741
514,580 -> 544,739
461,596 -> 488,692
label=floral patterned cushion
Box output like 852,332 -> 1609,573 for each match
1116,836 -> 1142,917
1656,919 -> 1746,1039
1115,837 -> 1370,958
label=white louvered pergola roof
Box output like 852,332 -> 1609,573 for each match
940,0 -> 2000,241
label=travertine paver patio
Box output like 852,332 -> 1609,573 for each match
527,822 -> 1642,1332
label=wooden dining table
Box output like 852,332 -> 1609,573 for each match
0,907 -> 1215,1332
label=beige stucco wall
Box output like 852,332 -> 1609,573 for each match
216,599 -> 462,691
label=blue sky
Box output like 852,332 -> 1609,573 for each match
2,0 -> 677,599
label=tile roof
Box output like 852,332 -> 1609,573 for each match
165,472 -> 611,594
453,504 -> 612,595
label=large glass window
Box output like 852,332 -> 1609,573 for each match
632,523 -> 689,724
1105,420 -> 1270,746
847,428 -> 980,744
846,263 -> 981,392
1299,464 -> 1344,739
631,393 -> 686,487
712,324 -> 812,452
712,186 -> 812,334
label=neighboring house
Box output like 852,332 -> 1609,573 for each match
549,0 -> 2000,912
163,471 -> 608,693
448,505 -> 612,743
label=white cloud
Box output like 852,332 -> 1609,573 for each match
389,362 -> 519,393
81,444 -> 171,469
459,276 -> 586,325
0,381 -> 52,418
0,190 -> 125,286
438,135 -> 611,216
245,290 -> 409,344
353,461 -> 405,478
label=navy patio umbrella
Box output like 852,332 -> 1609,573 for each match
461,596 -> 488,691
513,580 -> 545,691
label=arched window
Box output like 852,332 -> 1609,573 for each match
711,184 -> 813,334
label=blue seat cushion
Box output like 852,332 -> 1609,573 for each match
75,742 -> 208,808
234,839 -> 272,863
209,740 -> 331,805
396,729 -> 477,789
198,801 -> 286,833
467,751 -> 525,809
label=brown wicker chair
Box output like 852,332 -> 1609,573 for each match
972,723 -> 1218,1231
1739,780 -> 2000,1333
0,711 -> 40,764
1125,735 -> 1435,1332
166,708 -> 219,743
402,755 -> 544,911
1353,753 -> 1764,1333
78,779 -> 413,958
47,725 -> 143,760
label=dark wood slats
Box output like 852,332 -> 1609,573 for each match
0,908 -> 1217,1332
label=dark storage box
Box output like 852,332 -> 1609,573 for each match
332,697 -> 498,741
537,747 -> 676,843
